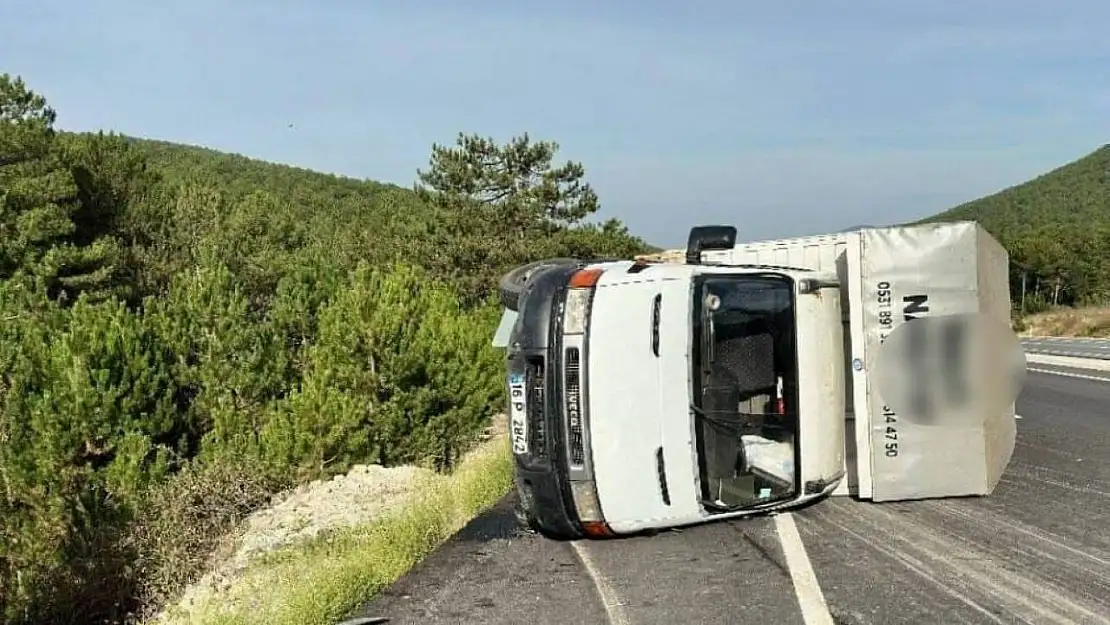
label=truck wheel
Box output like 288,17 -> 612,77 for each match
498,258 -> 578,311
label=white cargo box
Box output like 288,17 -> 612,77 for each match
702,221 -> 1016,501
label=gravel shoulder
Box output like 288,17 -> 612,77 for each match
153,417 -> 511,625
155,462 -> 434,621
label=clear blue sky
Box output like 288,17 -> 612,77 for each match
3,0 -> 1108,246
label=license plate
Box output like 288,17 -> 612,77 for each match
508,372 -> 528,454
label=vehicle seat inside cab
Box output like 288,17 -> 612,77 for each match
710,315 -> 778,417
699,328 -> 776,500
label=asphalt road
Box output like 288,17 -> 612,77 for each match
346,369 -> 1110,625
1022,336 -> 1110,360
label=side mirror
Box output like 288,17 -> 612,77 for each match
491,309 -> 519,348
686,225 -> 737,265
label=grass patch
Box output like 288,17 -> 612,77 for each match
1020,306 -> 1110,338
158,436 -> 513,625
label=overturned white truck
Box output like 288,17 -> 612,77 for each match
492,221 -> 1024,539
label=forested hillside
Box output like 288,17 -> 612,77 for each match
0,73 -> 648,625
923,145 -> 1110,310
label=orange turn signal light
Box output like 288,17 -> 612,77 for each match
581,521 -> 615,538
569,267 -> 604,289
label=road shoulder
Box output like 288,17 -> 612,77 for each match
343,494 -> 609,625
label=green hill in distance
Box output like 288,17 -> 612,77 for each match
920,144 -> 1110,308
122,136 -> 414,202
923,144 -> 1110,235
59,131 -> 650,307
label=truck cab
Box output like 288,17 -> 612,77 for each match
495,226 -> 846,539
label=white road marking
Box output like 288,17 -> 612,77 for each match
774,512 -> 835,625
1028,367 -> 1110,383
1025,353 -> 1110,371
570,541 -> 631,625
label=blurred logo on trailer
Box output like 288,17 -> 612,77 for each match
871,313 -> 1027,426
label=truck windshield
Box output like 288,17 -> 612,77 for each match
691,274 -> 798,512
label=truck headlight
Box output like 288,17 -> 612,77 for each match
571,480 -> 613,537
564,288 -> 591,334
570,481 -> 603,521
563,267 -> 603,335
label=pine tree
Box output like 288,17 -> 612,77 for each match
0,74 -> 121,302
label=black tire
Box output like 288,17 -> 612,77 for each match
498,258 -> 579,311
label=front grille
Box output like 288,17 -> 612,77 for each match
525,360 -> 546,459
565,347 -> 585,466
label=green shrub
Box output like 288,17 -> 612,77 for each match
0,286 -> 179,623
144,264 -> 290,463
258,262 -> 503,479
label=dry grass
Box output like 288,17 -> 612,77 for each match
126,459 -> 287,620
1019,306 -> 1110,337
634,248 -> 685,263
154,425 -> 513,625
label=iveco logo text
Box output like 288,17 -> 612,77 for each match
567,392 -> 580,429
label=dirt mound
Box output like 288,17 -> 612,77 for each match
156,462 -> 432,620
155,415 -> 509,622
